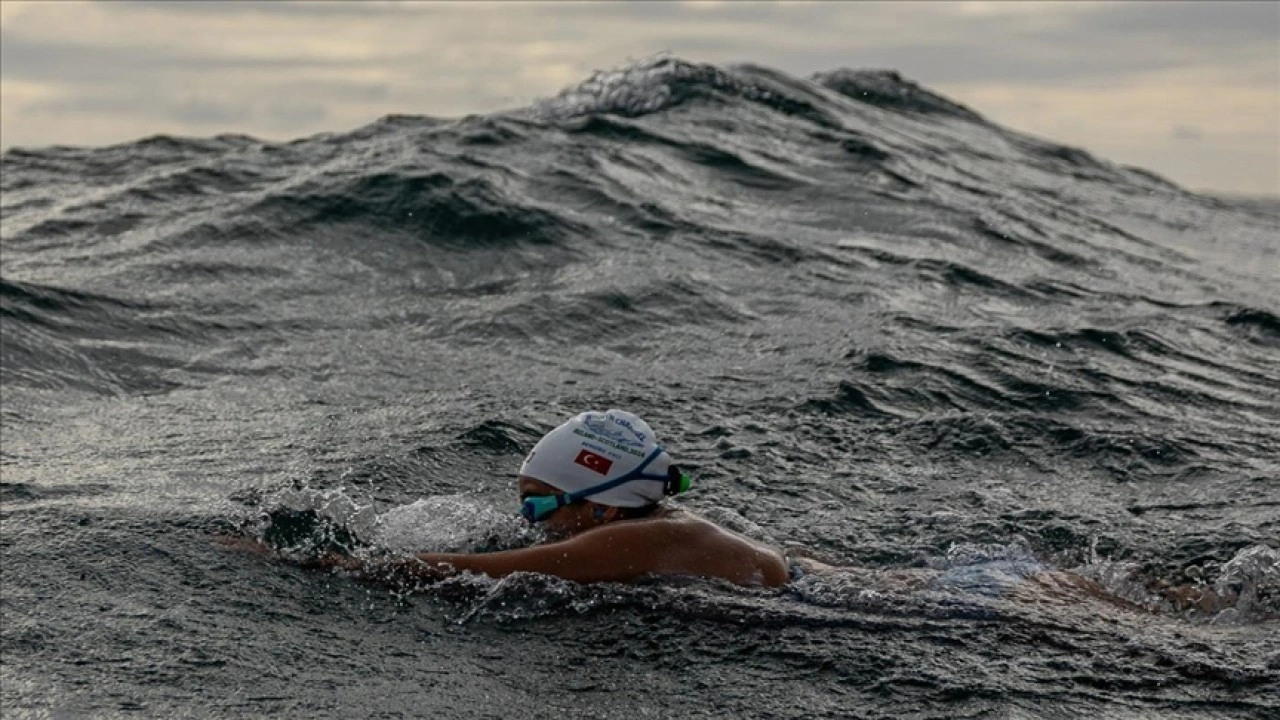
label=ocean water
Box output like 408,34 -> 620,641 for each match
2,57 -> 1278,719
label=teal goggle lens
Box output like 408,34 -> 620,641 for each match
521,495 -> 566,523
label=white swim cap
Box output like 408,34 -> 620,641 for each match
519,410 -> 675,508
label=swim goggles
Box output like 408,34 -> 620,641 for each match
520,446 -> 692,523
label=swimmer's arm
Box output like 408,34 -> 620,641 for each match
215,535 -> 452,586
275,525 -> 676,587
415,522 -> 787,587
306,553 -> 450,586
327,521 -> 772,586
410,522 -> 687,584
219,527 -> 786,588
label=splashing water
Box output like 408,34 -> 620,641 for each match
926,539 -> 1041,570
251,486 -> 543,556
1074,543 -> 1279,624
372,495 -> 543,553
924,540 -> 1045,598
531,55 -> 730,119
1210,544 -> 1280,624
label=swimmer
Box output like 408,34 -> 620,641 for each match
221,409 -> 1251,615
227,410 -> 791,588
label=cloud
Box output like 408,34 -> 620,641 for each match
264,102 -> 330,130
1094,1 -> 1280,43
0,0 -> 1276,193
1173,125 -> 1205,141
950,64 -> 1277,193
169,99 -> 250,127
108,0 -> 416,19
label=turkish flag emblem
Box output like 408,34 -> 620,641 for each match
573,449 -> 613,475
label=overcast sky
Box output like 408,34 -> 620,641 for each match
2,1 -> 1276,195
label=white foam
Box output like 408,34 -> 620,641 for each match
1210,544 -> 1279,624
372,495 -> 543,554
1075,543 -> 1279,623
531,55 -> 739,121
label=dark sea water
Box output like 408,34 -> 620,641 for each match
2,57 -> 1278,719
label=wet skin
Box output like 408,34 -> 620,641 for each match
233,476 -> 791,589
219,483 -> 1245,612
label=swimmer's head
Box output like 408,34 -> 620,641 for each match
518,409 -> 690,528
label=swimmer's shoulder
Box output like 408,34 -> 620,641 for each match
581,507 -> 789,587
587,506 -> 724,539
672,509 -> 790,587
618,507 -> 765,544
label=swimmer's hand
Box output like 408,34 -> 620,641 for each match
215,534 -> 336,567
216,534 -> 453,587
354,555 -> 453,585
295,553 -> 455,590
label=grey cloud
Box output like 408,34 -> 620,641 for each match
256,82 -> 392,105
26,92 -> 149,116
170,99 -> 251,126
112,0 -> 717,24
264,102 -> 330,129
104,0 -> 604,45
1,26 -> 399,117
855,42 -> 1182,87
10,3 -> 1275,94
1173,125 -> 1205,141
678,37 -> 1180,90
100,1 -> 1277,86
27,85 -> 374,128
28,90 -> 251,127
542,2 -> 1278,89
106,0 -> 423,19
3,0 -> 1275,194
1092,1 -> 1280,43
0,28 -> 394,85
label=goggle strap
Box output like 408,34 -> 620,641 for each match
564,445 -> 667,503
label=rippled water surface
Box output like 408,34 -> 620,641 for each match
2,57 -> 1278,719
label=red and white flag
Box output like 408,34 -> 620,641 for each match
573,449 -> 613,475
